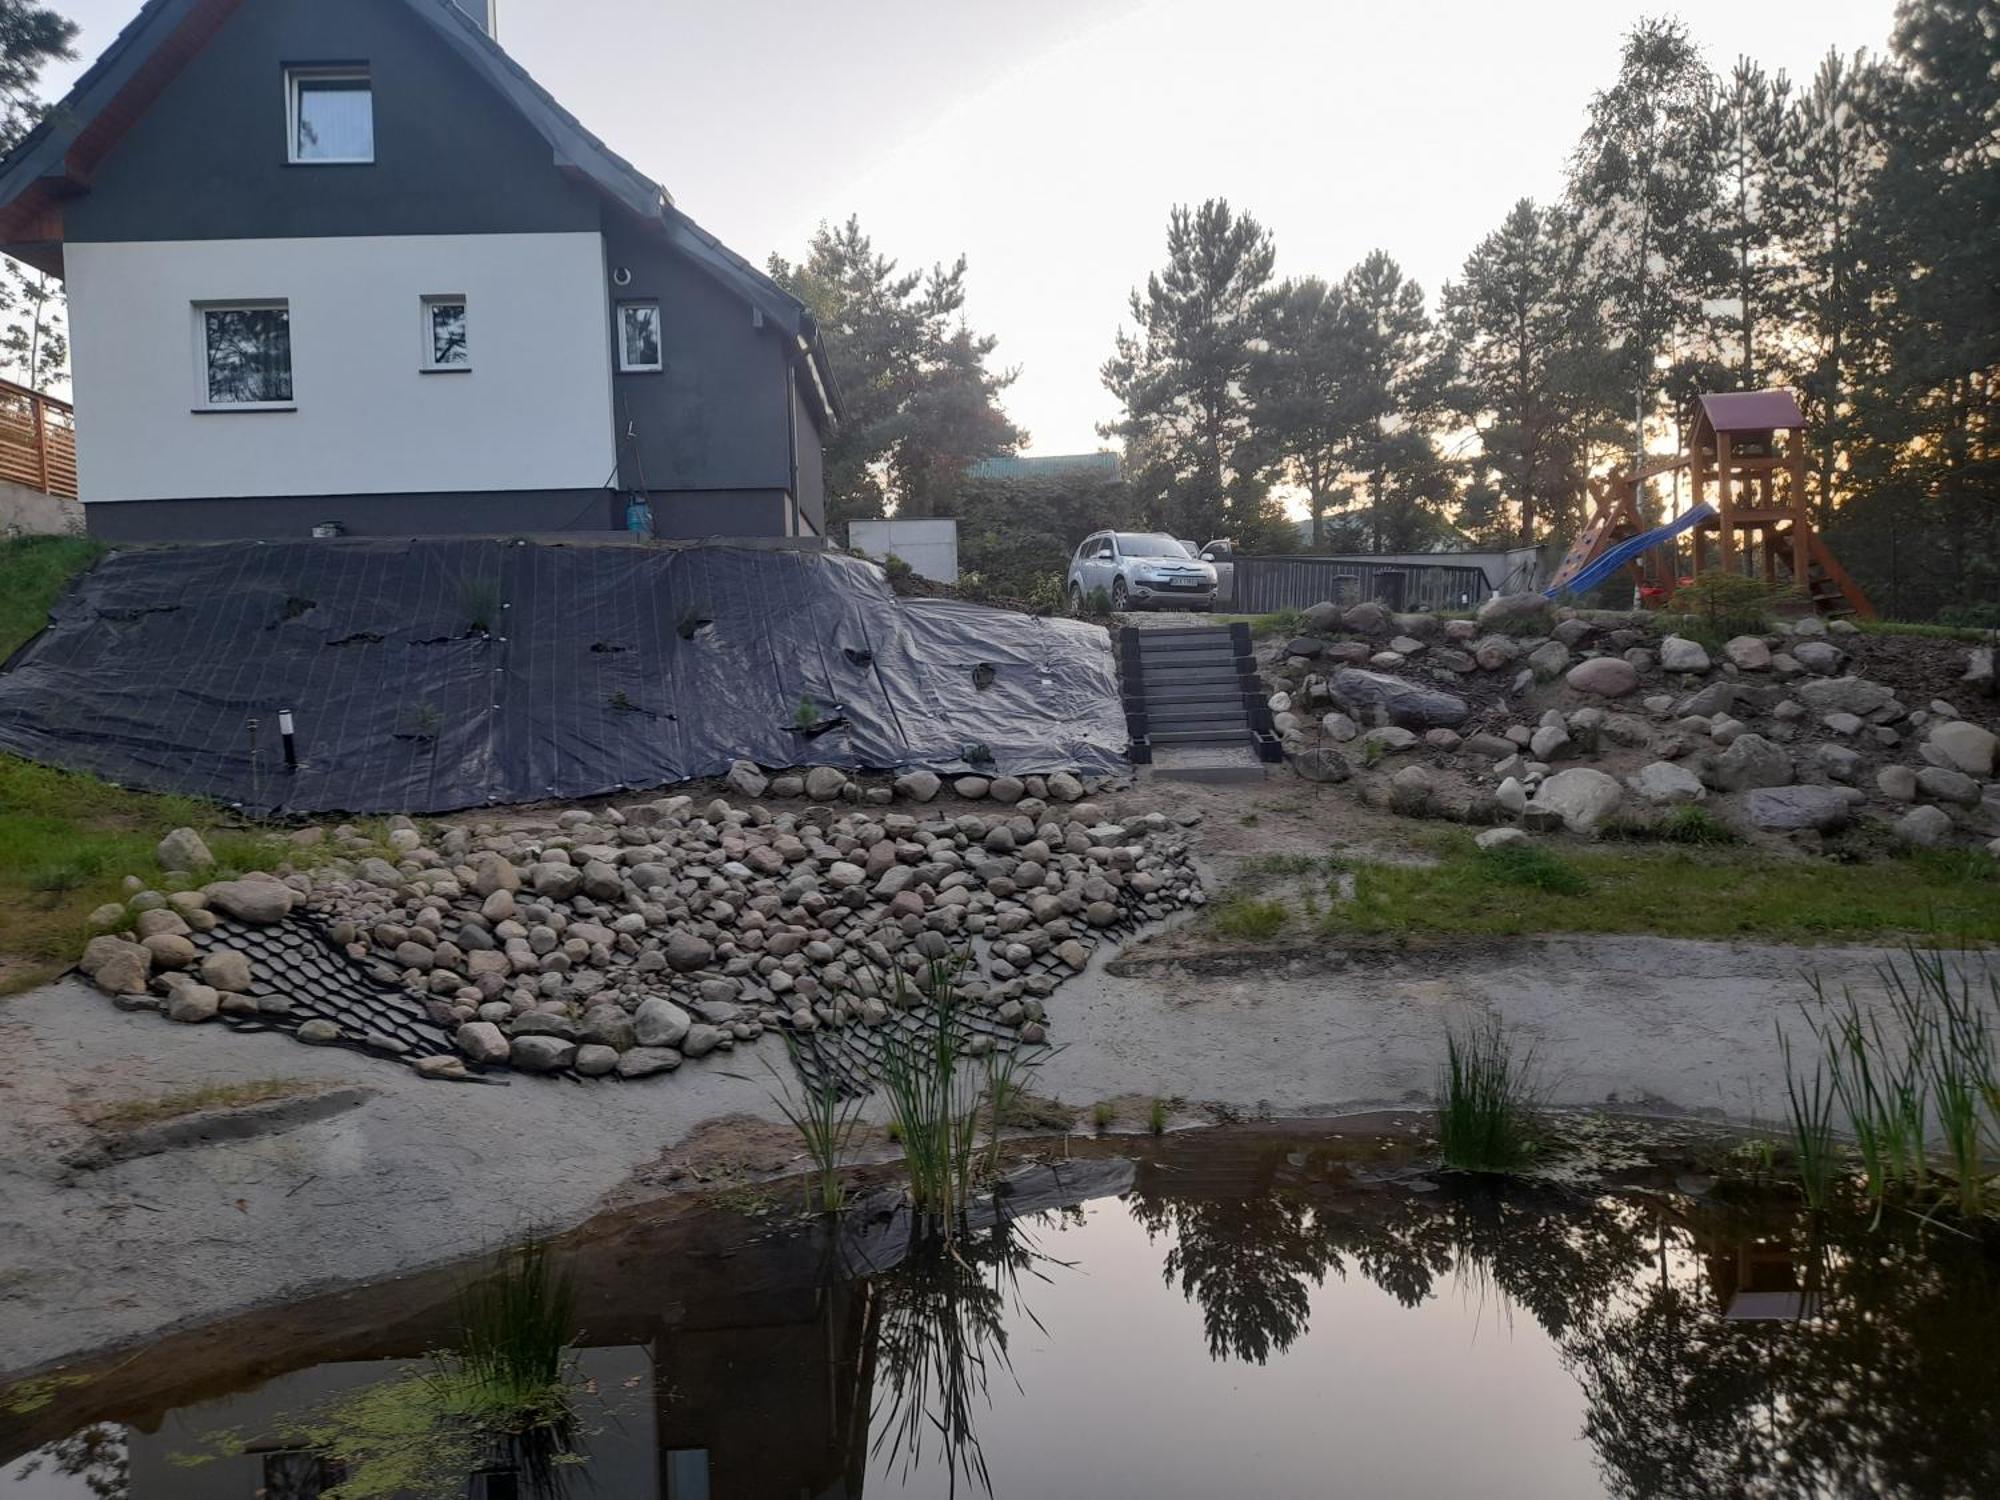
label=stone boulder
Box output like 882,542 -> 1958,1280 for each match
1286,746 -> 1351,783
1928,719 -> 1997,778
1476,593 -> 1555,634
665,930 -> 715,972
1526,641 -> 1571,681
1792,640 -> 1846,675
1894,805 -> 1954,848
1712,734 -> 1794,792
633,996 -> 692,1048
156,827 -> 215,871
1744,785 -> 1855,832
1328,669 -> 1469,730
511,1035 -> 577,1073
456,1021 -> 511,1064
1472,635 -> 1521,672
1723,636 -> 1772,671
725,760 -> 769,799
1915,766 -> 1981,807
1628,761 -> 1707,805
528,862 -> 583,901
1659,636 -> 1713,673
1565,657 -> 1639,698
203,878 -> 290,925
1794,676 -> 1895,717
1299,601 -> 1343,635
894,770 -> 942,802
1530,768 -> 1624,834
199,948 -> 253,992
1342,601 -> 1393,635
79,935 -> 150,996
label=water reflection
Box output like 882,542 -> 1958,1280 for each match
4,1133 -> 1996,1499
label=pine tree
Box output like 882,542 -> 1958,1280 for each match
1245,277 -> 1358,549
1707,57 -> 1793,389
1568,17 -> 1720,477
1441,200 -> 1621,545
1777,48 -> 1878,522
1339,251 -> 1445,553
0,0 -> 75,152
769,218 -> 1019,529
1101,199 -> 1276,542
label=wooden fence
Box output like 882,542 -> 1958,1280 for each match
0,379 -> 76,500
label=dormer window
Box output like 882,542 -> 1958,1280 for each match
287,67 -> 374,164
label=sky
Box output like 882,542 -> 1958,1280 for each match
42,0 -> 1901,455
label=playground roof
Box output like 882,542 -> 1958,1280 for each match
1698,390 -> 1805,434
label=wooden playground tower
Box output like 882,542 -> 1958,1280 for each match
1547,389 -> 1876,618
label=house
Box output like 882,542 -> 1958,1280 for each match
0,0 -> 839,543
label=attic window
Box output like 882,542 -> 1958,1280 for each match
287,67 -> 373,164
617,302 -> 663,373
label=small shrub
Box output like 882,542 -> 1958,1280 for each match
458,576 -> 503,634
1668,574 -> 1796,646
793,694 -> 818,730
1091,1100 -> 1115,1132
1209,896 -> 1287,940
1437,1017 -> 1540,1172
1656,805 -> 1737,846
1936,601 -> 2000,631
1086,585 -> 1113,616
1147,1097 -> 1168,1136
1250,609 -> 1303,639
883,552 -> 914,579
1470,841 -> 1589,895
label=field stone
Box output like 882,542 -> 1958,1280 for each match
511,1034 -> 576,1072
1915,766 -> 1981,807
633,996 -> 692,1048
573,1044 -> 619,1077
198,948 -> 253,992
1894,805 -> 1954,847
1928,720 -> 1997,778
1286,746 -> 1351,783
141,933 -> 198,970
166,984 -> 221,1023
1628,761 -> 1706,804
1526,641 -> 1571,681
1745,785 -> 1855,832
1659,636 -> 1712,673
1712,734 -> 1794,792
156,827 -> 215,871
895,770 -> 943,802
1475,827 -> 1529,850
1530,767 -> 1624,833
1794,677 -> 1895,717
989,776 -> 1026,804
1875,765 -> 1919,801
680,1024 -> 725,1059
617,1047 -> 682,1078
1476,593 -> 1555,633
456,1021 -> 511,1064
203,879 -> 290,925
297,1019 -> 342,1045
1724,637 -> 1772,670
1329,668 -> 1469,729
805,766 -> 848,801
725,760 -> 769,799
954,777 -> 991,800
83,939 -> 151,997
665,931 -> 715,971
1565,657 -> 1639,697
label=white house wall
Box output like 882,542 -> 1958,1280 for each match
66,232 -> 615,503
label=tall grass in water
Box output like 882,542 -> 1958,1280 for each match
765,1039 -> 867,1214
455,1238 -> 577,1400
1436,1017 -> 1539,1172
1782,944 -> 1998,1221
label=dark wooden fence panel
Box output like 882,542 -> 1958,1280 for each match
1232,557 -> 1490,615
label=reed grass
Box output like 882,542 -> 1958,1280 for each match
1436,1017 -> 1539,1172
764,1040 -> 867,1214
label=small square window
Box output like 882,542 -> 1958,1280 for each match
195,301 -> 294,409
288,67 -> 373,164
422,295 -> 470,371
617,301 -> 662,373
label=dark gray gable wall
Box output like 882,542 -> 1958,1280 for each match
65,0 -> 601,243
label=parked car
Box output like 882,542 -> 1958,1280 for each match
1067,530 -> 1218,612
1198,538 -> 1236,606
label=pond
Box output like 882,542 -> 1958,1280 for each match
4,1124 -> 1996,1499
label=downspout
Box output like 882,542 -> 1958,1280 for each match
785,362 -> 800,537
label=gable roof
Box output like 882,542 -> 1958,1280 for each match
0,0 -> 839,422
1696,389 -> 1804,435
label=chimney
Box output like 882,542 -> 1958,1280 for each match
450,0 -> 498,38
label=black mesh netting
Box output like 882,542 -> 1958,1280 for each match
0,540 -> 1129,816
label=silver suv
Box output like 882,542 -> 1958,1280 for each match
1066,530 -> 1218,613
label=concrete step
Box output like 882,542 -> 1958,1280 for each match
1148,728 -> 1256,746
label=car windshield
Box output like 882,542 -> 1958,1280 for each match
1116,533 -> 1187,559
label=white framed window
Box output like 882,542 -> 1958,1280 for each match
193,301 -> 294,410
286,66 -> 374,164
616,301 -> 663,372
421,295 -> 470,371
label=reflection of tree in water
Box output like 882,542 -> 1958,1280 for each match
10,1424 -> 128,1498
1129,1157 -> 2000,1499
868,1216 -> 1057,1498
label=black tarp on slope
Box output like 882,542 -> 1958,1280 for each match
0,540 -> 1128,815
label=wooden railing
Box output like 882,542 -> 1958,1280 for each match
0,379 -> 76,499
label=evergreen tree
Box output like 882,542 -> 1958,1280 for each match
1245,276 -> 1359,549
1777,48 -> 1878,522
1101,199 -> 1276,542
1441,200 -> 1621,545
0,0 -> 74,152
770,217 -> 1020,530
1339,251 -> 1446,553
1568,17 -> 1720,476
1707,57 -> 1793,389
1841,0 -> 2000,617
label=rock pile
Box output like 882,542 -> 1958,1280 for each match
78,782 -> 1204,1082
1265,594 -> 2000,851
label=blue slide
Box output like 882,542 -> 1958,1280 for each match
1547,503 -> 1715,599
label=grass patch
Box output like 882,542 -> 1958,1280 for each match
0,755 -> 284,995
0,535 -> 103,660
1600,804 -> 1741,847
1208,895 -> 1289,941
1858,618 -> 1997,642
87,1077 -> 315,1132
1318,836 -> 2000,943
1437,1017 -> 1540,1172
